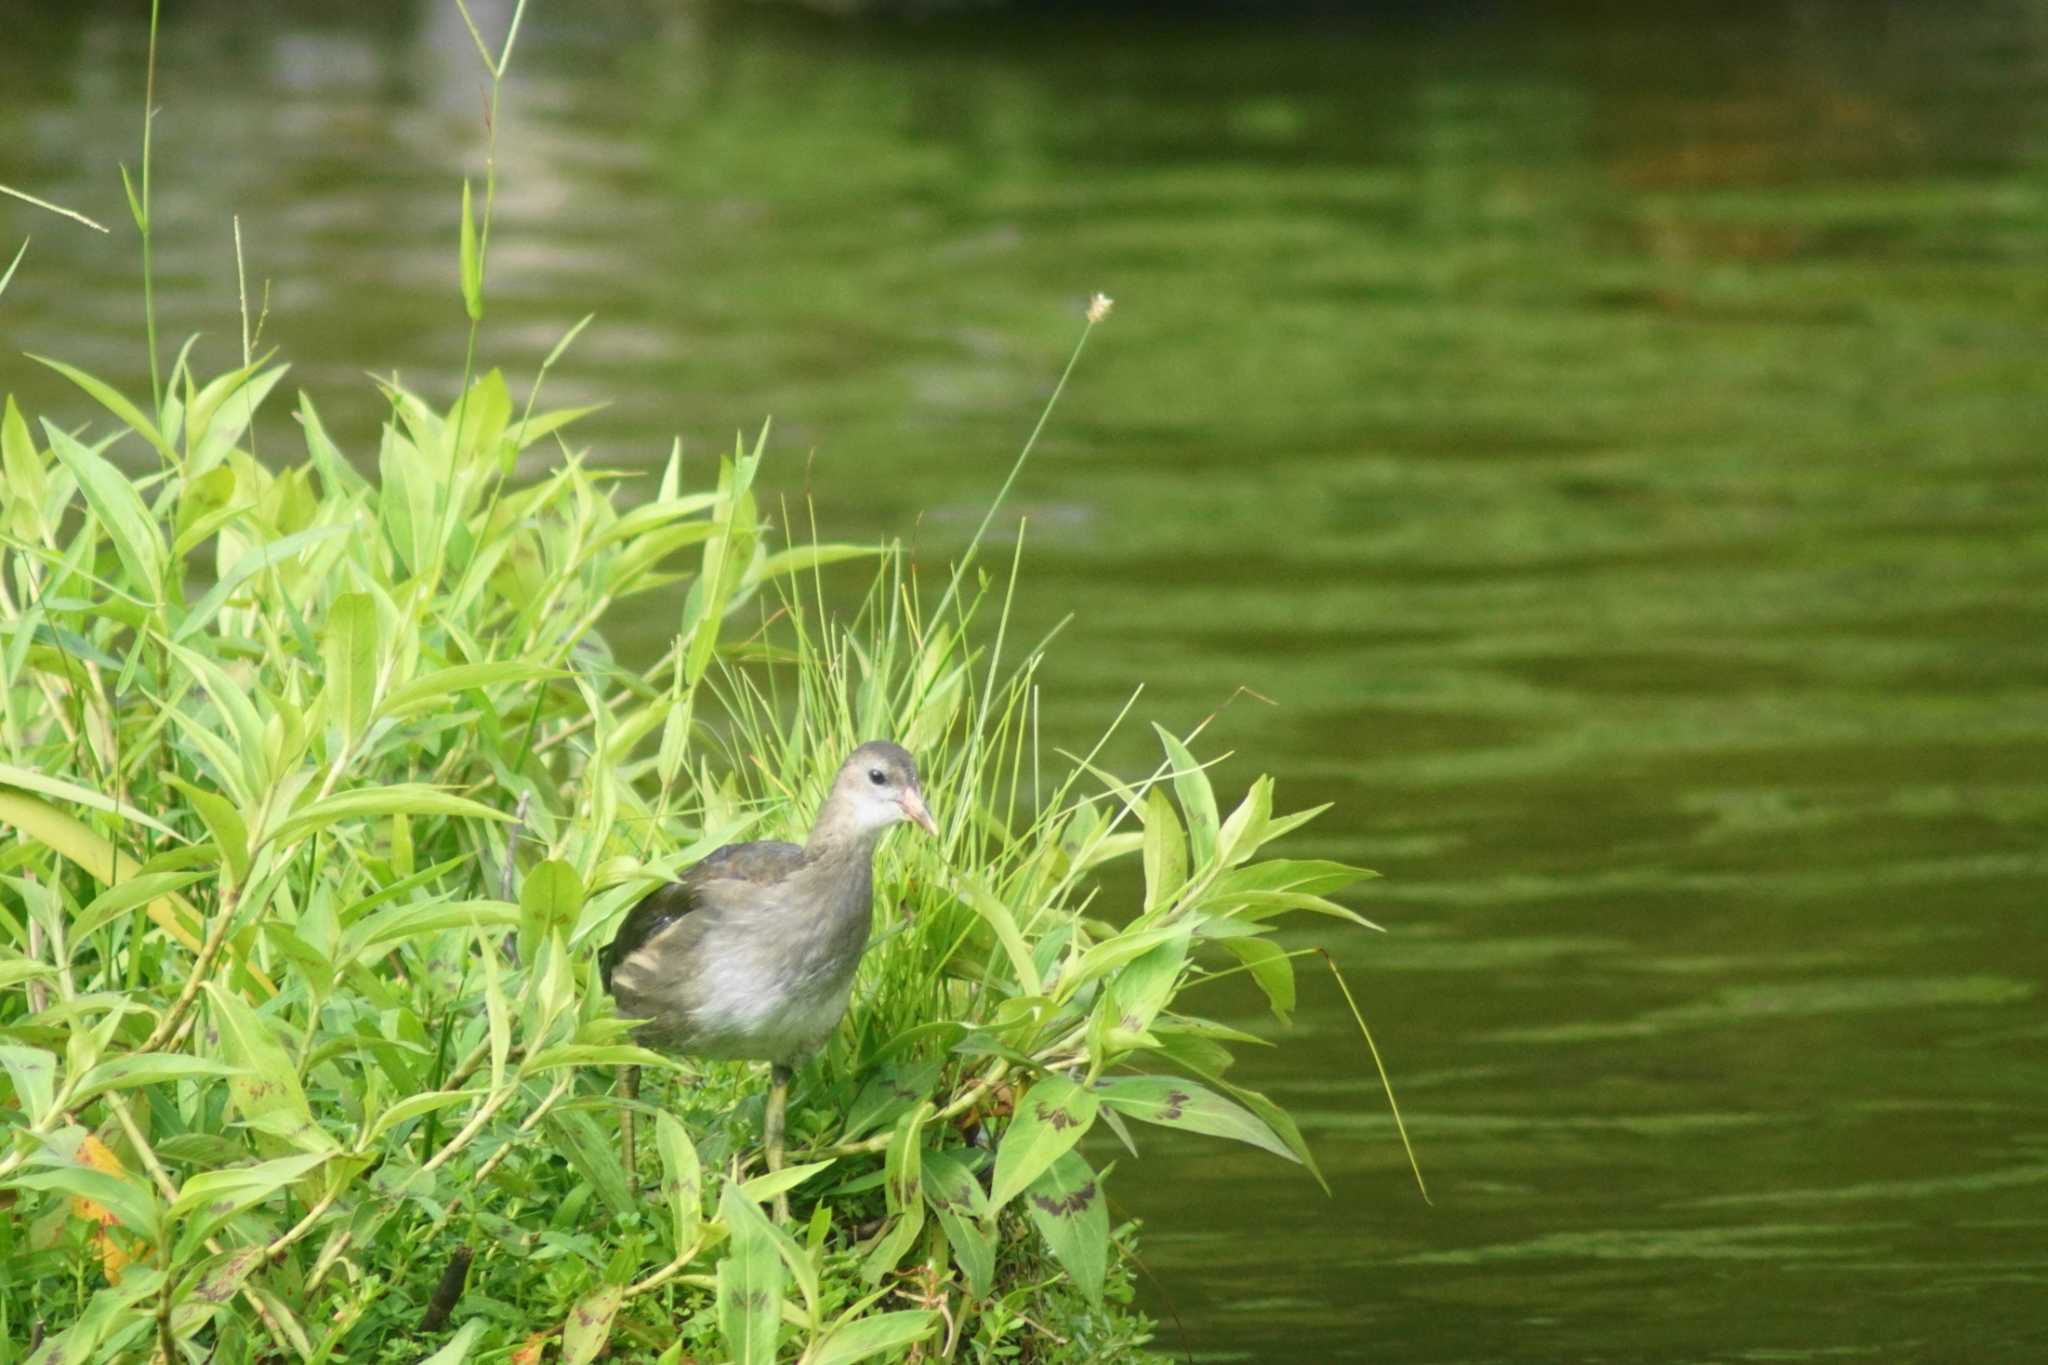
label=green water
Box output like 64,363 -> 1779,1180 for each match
5,2 -> 2047,1358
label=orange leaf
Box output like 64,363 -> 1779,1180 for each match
70,1133 -> 136,1283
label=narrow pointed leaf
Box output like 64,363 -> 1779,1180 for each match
32,356 -> 174,463
655,1111 -> 702,1249
458,179 -> 482,322
990,1073 -> 1098,1209
271,785 -> 507,847
1022,1150 -> 1108,1306
716,1181 -> 784,1365
807,1311 -> 940,1365
43,419 -> 165,591
1096,1075 -> 1298,1163
561,1285 -> 622,1365
323,591 -> 378,742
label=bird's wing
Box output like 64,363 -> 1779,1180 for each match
688,839 -> 808,889
599,839 -> 805,990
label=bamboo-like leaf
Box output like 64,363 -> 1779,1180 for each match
482,925 -> 511,1089
519,858 -> 582,961
561,1285 -> 623,1365
0,762 -> 178,839
171,646 -> 270,793
1223,934 -> 1296,1024
69,1055 -> 243,1107
31,356 -> 175,463
42,419 -> 166,593
344,897 -> 519,957
206,982 -> 333,1154
546,1108 -> 638,1219
184,360 -> 288,474
735,1159 -> 836,1204
806,1310 -> 940,1365
0,790 -> 208,959
1212,858 -> 1378,898
520,1043 -> 669,1074
1215,775 -> 1273,867
162,774 -> 249,888
271,785 -> 508,847
418,1319 -> 487,1365
2,395 -> 44,539
505,401 -> 602,452
0,1044 -> 57,1124
838,1057 -> 943,1143
176,524 -> 348,641
0,959 -> 56,991
717,1181 -> 785,1365
322,591 -> 379,744
169,1150 -> 330,1253
990,1074 -> 1098,1209
11,1165 -> 162,1247
949,872 -> 1042,995
922,1146 -> 994,1297
296,391 -> 368,496
170,1245 -> 267,1338
1218,889 -> 1383,931
1062,923 -> 1188,1000
1141,784 -> 1186,914
366,1089 -> 474,1145
1095,1075 -> 1298,1163
379,660 -> 555,719
655,1110 -> 702,1250
1100,926 -> 1191,1045
1021,1150 -> 1108,1306
860,1104 -> 929,1283
1153,725 -> 1220,868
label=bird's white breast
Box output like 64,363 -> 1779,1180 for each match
686,936 -> 858,1064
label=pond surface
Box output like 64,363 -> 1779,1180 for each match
5,1 -> 2048,1359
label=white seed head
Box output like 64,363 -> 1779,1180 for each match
1087,292 -> 1114,324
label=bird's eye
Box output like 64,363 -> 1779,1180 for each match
868,768 -> 887,785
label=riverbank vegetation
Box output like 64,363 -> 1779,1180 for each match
0,5 -> 1399,1361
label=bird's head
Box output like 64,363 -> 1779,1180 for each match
831,740 -> 938,838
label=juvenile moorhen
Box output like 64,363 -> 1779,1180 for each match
601,741 -> 938,1205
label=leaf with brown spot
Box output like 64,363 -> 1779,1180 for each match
1028,1178 -> 1098,1218
560,1284 -> 622,1365
1022,1151 -> 1108,1306
989,1073 -> 1097,1209
71,1133 -> 138,1283
1094,1074 -> 1296,1162
715,1181 -> 784,1365
191,1245 -> 266,1304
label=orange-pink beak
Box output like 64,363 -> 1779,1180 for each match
899,786 -> 937,836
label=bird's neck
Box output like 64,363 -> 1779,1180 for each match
804,794 -> 885,860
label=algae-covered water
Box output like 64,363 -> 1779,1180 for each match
5,1 -> 2046,1359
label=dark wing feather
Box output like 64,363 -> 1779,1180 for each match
600,839 -> 805,991
686,839 -> 807,888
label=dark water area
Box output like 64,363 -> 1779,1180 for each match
5,1 -> 2048,1359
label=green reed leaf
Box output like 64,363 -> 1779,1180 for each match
43,420 -> 165,594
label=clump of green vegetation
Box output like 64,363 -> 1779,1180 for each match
0,5 -> 1401,1362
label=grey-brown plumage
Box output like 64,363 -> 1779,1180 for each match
603,741 -> 937,1207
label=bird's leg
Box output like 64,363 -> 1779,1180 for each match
620,1065 -> 640,1199
765,1063 -> 793,1221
